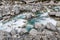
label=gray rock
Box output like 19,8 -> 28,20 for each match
42,29 -> 54,35
49,12 -> 56,15
42,36 -> 48,40
55,12 -> 60,17
10,30 -> 16,36
35,22 -> 45,32
23,0 -> 37,3
24,35 -> 32,40
29,29 -> 38,36
46,23 -> 57,31
34,35 -> 41,40
13,4 -> 20,14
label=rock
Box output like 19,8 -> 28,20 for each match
10,11 -> 15,16
57,27 -> 60,34
34,22 -> 45,31
26,24 -> 33,32
0,30 -> 6,40
23,0 -> 38,3
14,19 -> 27,28
49,12 -> 56,15
42,36 -> 48,40
48,35 -> 57,40
42,29 -> 54,35
46,23 -> 57,31
34,35 -> 41,40
55,12 -> 60,17
32,9 -> 36,12
13,4 -> 20,14
15,28 -> 22,33
24,35 -> 32,40
22,28 -> 28,33
10,30 -> 16,36
22,12 -> 35,19
56,21 -> 60,27
0,8 -> 3,17
3,16 -> 11,20
29,29 -> 38,36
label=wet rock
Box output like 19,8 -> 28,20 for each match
26,24 -> 33,32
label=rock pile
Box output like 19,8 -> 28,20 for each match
0,0 -> 60,40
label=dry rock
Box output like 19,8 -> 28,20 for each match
29,29 -> 38,36
46,23 -> 57,31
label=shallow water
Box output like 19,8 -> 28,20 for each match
0,11 -> 57,32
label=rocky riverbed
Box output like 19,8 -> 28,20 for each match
0,0 -> 60,40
